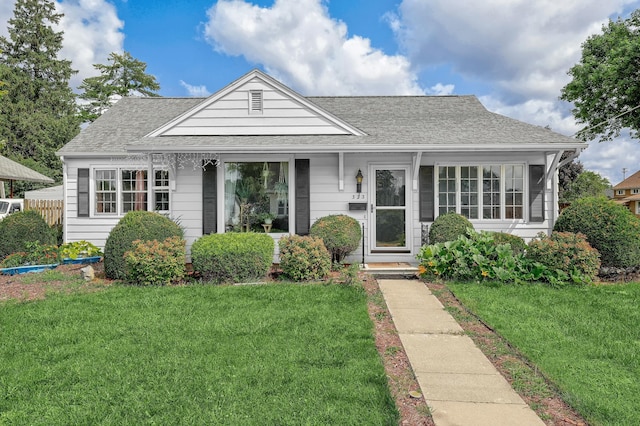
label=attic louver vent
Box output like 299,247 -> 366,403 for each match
249,90 -> 263,114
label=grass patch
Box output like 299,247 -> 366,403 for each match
0,283 -> 398,424
447,281 -> 640,426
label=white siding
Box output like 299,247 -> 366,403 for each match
63,150 -> 558,267
164,78 -> 352,136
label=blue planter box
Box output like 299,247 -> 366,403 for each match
1,264 -> 59,276
62,256 -> 102,265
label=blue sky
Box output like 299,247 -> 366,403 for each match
1,0 -> 640,184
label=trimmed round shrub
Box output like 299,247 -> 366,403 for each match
0,210 -> 56,259
124,236 -> 186,286
554,197 -> 640,267
428,212 -> 474,244
191,232 -> 274,284
526,232 -> 601,284
279,235 -> 331,281
104,211 -> 183,280
491,232 -> 527,255
309,214 -> 361,263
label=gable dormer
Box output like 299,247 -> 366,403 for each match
147,69 -> 365,137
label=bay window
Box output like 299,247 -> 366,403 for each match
436,164 -> 525,220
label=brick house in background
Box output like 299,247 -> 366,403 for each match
613,170 -> 640,217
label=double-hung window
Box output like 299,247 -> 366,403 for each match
95,170 -> 117,214
436,164 -> 525,220
93,168 -> 170,215
153,170 -> 170,213
121,170 -> 148,213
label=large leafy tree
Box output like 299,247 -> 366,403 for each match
561,10 -> 640,141
0,0 -> 80,189
78,51 -> 160,122
560,170 -> 611,203
558,152 -> 584,201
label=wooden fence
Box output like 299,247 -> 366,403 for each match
25,199 -> 63,226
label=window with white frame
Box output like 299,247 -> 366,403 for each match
438,166 -> 457,215
153,170 -> 170,212
121,170 -> 148,213
95,170 -> 117,214
436,164 -> 525,220
482,165 -> 501,219
617,189 -> 626,195
504,165 -> 524,219
460,166 -> 479,219
94,168 -> 169,215
632,189 -> 640,194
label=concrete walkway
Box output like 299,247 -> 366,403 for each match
377,279 -> 545,426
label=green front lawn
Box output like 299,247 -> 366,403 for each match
0,284 -> 398,424
448,281 -> 640,426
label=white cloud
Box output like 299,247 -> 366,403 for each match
179,80 -> 211,97
203,0 -> 424,96
0,0 -> 124,91
428,83 -> 455,96
393,0 -> 637,101
580,136 -> 640,185
391,0 -> 640,183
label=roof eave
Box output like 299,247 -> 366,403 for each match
124,142 -> 587,154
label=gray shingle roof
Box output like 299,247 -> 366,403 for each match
0,155 -> 54,183
58,95 -> 583,156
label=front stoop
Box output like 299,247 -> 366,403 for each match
362,262 -> 419,277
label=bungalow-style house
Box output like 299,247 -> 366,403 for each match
612,170 -> 640,217
57,69 -> 586,264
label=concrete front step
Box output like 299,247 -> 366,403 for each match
361,262 -> 419,277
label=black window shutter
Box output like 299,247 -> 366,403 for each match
77,168 -> 90,217
295,159 -> 310,235
529,165 -> 545,223
419,166 -> 434,222
202,165 -> 217,234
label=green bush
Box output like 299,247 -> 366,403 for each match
309,214 -> 361,263
526,232 -> 600,284
554,197 -> 640,267
428,212 -> 474,244
59,240 -> 103,259
0,210 -> 56,259
417,230 -> 525,282
124,236 -> 186,286
490,232 -> 527,255
416,229 -> 588,286
278,235 -> 331,281
191,232 -> 274,284
104,211 -> 183,280
0,242 -> 60,267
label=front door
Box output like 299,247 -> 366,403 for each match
371,166 -> 410,252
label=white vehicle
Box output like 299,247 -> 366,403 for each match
0,198 -> 24,220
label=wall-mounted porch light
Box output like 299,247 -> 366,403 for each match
356,169 -> 363,193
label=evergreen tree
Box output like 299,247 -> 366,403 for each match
79,51 -> 160,122
0,0 -> 80,189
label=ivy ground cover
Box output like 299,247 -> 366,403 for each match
448,281 -> 640,426
0,284 -> 397,424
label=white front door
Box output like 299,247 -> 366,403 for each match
370,166 -> 410,252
